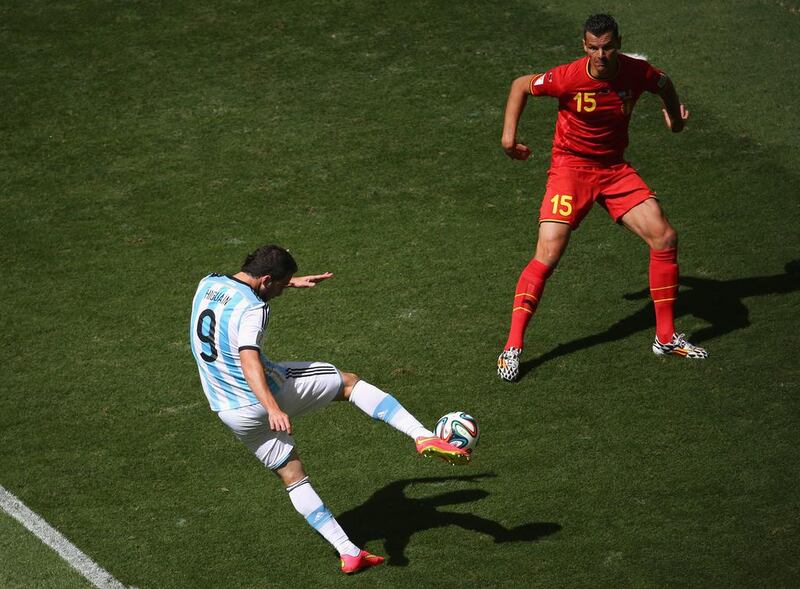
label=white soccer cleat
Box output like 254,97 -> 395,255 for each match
652,333 -> 708,359
497,347 -> 521,381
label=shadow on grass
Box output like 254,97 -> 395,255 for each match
518,260 -> 800,378
337,473 -> 561,566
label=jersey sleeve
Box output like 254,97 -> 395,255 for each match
530,67 -> 562,97
238,304 -> 268,351
642,61 -> 668,93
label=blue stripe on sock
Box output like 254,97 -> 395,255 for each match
372,395 -> 401,423
306,505 -> 334,530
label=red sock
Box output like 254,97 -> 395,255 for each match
504,259 -> 552,350
649,247 -> 678,344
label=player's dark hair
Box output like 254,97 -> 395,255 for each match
583,13 -> 619,39
241,244 -> 298,279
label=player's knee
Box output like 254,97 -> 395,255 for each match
535,241 -> 566,266
339,372 -> 360,400
274,453 -> 306,487
342,371 -> 359,387
652,226 -> 678,250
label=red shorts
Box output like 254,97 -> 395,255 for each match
539,162 -> 656,229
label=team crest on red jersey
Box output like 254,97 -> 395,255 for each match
616,89 -> 635,114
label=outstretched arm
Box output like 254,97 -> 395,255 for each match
658,76 -> 689,133
289,272 -> 334,288
501,74 -> 536,160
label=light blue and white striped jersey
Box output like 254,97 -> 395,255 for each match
190,274 -> 273,412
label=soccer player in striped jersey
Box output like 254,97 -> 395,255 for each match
190,244 -> 469,574
496,13 -> 707,382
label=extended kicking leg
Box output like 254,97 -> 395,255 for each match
342,375 -> 471,464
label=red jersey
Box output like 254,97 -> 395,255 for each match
530,53 -> 667,166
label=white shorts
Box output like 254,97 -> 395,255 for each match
216,361 -> 343,470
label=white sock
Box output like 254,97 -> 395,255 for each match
286,477 -> 360,557
349,380 -> 433,439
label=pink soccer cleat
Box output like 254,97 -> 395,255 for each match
340,550 -> 385,574
415,436 -> 471,465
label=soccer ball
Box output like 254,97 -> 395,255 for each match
434,411 -> 480,451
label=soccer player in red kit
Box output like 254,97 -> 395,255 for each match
497,13 -> 707,382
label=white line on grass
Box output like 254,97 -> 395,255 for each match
0,484 -> 128,589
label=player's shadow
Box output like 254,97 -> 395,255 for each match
519,260 -> 800,378
337,474 -> 561,566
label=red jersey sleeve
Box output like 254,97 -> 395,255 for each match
530,65 -> 566,97
637,58 -> 668,94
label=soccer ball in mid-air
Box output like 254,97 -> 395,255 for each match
434,411 -> 480,451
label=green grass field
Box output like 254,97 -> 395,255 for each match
2,1 -> 799,587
